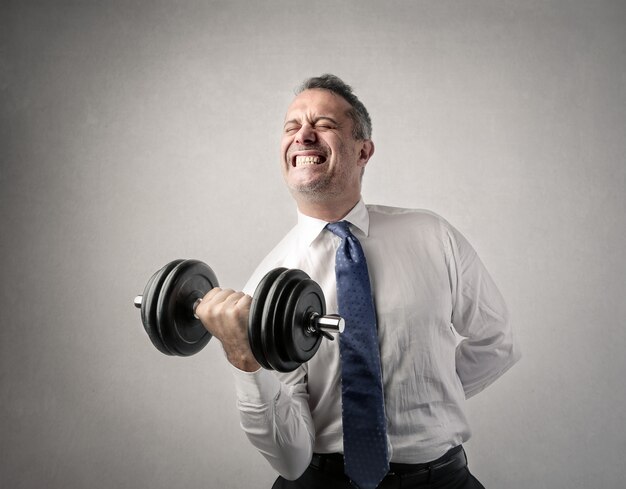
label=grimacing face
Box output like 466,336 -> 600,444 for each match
280,89 -> 372,204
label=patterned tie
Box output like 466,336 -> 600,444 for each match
326,221 -> 389,489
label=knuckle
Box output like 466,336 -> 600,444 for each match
224,305 -> 240,322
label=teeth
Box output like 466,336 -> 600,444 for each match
295,155 -> 322,166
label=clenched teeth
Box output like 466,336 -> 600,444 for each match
294,155 -> 323,167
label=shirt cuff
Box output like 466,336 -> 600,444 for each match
231,365 -> 281,404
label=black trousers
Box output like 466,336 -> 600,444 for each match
271,447 -> 485,489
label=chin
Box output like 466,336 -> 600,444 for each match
292,183 -> 342,202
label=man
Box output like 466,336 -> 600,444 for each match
195,74 -> 520,488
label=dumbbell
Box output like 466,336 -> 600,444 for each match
134,259 -> 344,372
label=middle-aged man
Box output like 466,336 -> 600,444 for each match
195,74 -> 521,489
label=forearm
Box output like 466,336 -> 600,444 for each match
453,280 -> 521,397
447,222 -> 521,398
456,325 -> 521,398
232,367 -> 315,480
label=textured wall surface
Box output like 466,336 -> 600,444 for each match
2,1 -> 625,488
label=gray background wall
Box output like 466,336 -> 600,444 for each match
1,1 -> 624,488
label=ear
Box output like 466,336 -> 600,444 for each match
357,140 -> 375,167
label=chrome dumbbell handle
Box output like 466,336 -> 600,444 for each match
307,313 -> 345,340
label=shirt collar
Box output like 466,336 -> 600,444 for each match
296,199 -> 370,248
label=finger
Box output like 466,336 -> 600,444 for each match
201,287 -> 236,304
195,289 -> 246,321
234,294 -> 253,311
222,291 -> 247,307
200,286 -> 223,302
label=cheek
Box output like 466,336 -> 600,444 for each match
280,138 -> 292,159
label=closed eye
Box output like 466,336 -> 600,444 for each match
314,117 -> 338,130
284,125 -> 300,134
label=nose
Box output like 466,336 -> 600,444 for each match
295,124 -> 316,145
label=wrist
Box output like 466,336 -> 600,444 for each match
225,347 -> 261,372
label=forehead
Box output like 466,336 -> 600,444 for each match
284,89 -> 352,121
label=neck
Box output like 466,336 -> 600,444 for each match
296,195 -> 361,222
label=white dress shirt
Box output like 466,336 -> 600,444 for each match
232,200 -> 520,480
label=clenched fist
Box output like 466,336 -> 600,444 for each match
194,288 -> 260,372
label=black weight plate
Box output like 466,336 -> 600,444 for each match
263,269 -> 306,372
261,270 -> 300,372
157,259 -> 219,356
284,278 -> 325,364
249,268 -> 287,370
273,270 -> 314,370
141,259 -> 185,355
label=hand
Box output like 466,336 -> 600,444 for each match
194,288 -> 260,372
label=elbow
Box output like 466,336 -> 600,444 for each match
278,437 -> 313,480
281,465 -> 308,482
270,446 -> 312,481
257,431 -> 313,481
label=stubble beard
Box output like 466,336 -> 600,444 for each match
285,144 -> 337,202
288,173 -> 339,202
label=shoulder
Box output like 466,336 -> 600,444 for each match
366,204 -> 453,234
365,204 -> 471,257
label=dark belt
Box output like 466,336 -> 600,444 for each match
310,445 -> 467,487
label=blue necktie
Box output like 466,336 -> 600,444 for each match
326,221 -> 389,489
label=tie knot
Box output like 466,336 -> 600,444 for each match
326,221 -> 352,240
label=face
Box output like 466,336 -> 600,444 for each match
280,89 -> 373,205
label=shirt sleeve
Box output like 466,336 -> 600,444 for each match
445,223 -> 521,398
231,365 -> 315,480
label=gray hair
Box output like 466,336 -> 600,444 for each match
296,74 -> 372,140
